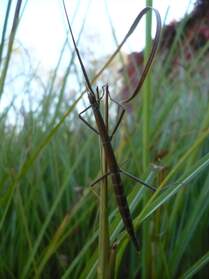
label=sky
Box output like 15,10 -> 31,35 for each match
11,0 -> 196,71
0,0 -> 196,118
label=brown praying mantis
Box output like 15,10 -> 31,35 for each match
63,2 -> 161,251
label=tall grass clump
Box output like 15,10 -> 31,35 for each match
0,1 -> 209,278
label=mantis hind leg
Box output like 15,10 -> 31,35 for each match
89,166 -> 158,192
90,171 -> 112,187
119,168 -> 157,192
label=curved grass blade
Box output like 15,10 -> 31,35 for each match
0,96 -> 81,231
0,0 -> 23,98
180,250 -> 209,279
21,135 -> 94,279
35,193 -> 95,277
0,0 -> 12,66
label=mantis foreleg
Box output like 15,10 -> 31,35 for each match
79,105 -> 99,134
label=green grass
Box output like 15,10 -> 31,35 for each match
0,1 -> 209,278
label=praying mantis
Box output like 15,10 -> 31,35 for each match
63,2 -> 161,251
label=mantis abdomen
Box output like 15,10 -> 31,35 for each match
92,99 -> 140,250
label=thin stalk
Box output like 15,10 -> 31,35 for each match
142,1 -> 153,279
0,0 -> 23,98
142,0 -> 153,170
0,0 -> 13,66
108,245 -> 117,279
97,92 -> 110,279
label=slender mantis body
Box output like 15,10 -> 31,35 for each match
63,2 -> 161,251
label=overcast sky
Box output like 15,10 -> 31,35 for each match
10,0 -> 196,71
0,0 -> 196,120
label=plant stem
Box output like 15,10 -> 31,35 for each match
142,1 -> 153,279
142,0 -> 153,170
0,0 -> 23,98
97,92 -> 110,279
